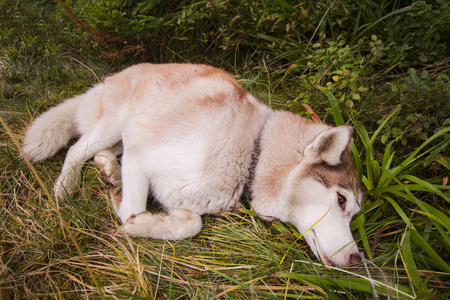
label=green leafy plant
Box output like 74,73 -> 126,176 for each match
327,94 -> 450,298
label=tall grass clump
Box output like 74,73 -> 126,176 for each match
1,0 -> 449,298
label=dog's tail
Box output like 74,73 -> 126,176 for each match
22,96 -> 83,162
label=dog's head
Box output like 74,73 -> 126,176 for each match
253,124 -> 363,266
292,126 -> 363,266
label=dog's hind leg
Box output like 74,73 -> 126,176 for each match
54,124 -> 121,198
94,143 -> 123,188
94,143 -> 123,213
123,209 -> 202,240
116,129 -> 202,239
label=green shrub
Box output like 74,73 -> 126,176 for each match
63,0 -> 449,68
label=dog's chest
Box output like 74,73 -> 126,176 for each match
139,133 -> 254,214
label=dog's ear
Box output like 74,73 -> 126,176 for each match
304,126 -> 353,166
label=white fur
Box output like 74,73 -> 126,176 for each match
123,209 -> 202,240
23,63 -> 363,266
22,96 -> 82,161
289,178 -> 361,266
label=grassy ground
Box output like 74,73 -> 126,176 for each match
1,1 -> 449,299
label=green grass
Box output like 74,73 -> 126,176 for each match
1,0 -> 449,299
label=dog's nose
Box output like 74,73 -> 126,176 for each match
349,253 -> 361,265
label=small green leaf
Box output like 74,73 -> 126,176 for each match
420,70 -> 429,79
391,83 -> 398,92
352,93 -> 361,101
357,86 -> 368,92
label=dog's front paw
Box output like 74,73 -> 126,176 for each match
122,212 -> 151,237
121,210 -> 202,240
54,173 -> 78,199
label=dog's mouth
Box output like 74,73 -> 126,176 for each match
306,228 -> 361,267
309,229 -> 333,266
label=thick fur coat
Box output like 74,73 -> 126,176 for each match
23,63 -> 363,266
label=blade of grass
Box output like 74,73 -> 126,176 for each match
436,156 -> 450,171
204,266 -> 278,299
381,126 -> 450,187
377,141 -> 396,188
398,174 -> 449,203
367,183 -> 450,195
350,6 -> 416,45
410,229 -> 450,273
319,87 -> 344,125
368,105 -> 401,148
384,195 -> 414,229
401,230 -> 430,298
277,272 -> 413,298
351,213 -> 372,259
354,106 -> 401,192
389,177 -> 450,232
350,141 -> 363,184
354,124 -> 375,191
389,190 -> 450,250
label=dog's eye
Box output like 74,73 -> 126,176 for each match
337,193 -> 347,210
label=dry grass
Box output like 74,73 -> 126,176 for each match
0,122 -> 427,299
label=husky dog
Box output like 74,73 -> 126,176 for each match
23,63 -> 363,266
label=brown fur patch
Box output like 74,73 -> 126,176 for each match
196,92 -> 227,108
306,148 -> 360,191
196,67 -> 248,108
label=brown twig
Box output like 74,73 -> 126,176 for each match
55,0 -> 123,44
